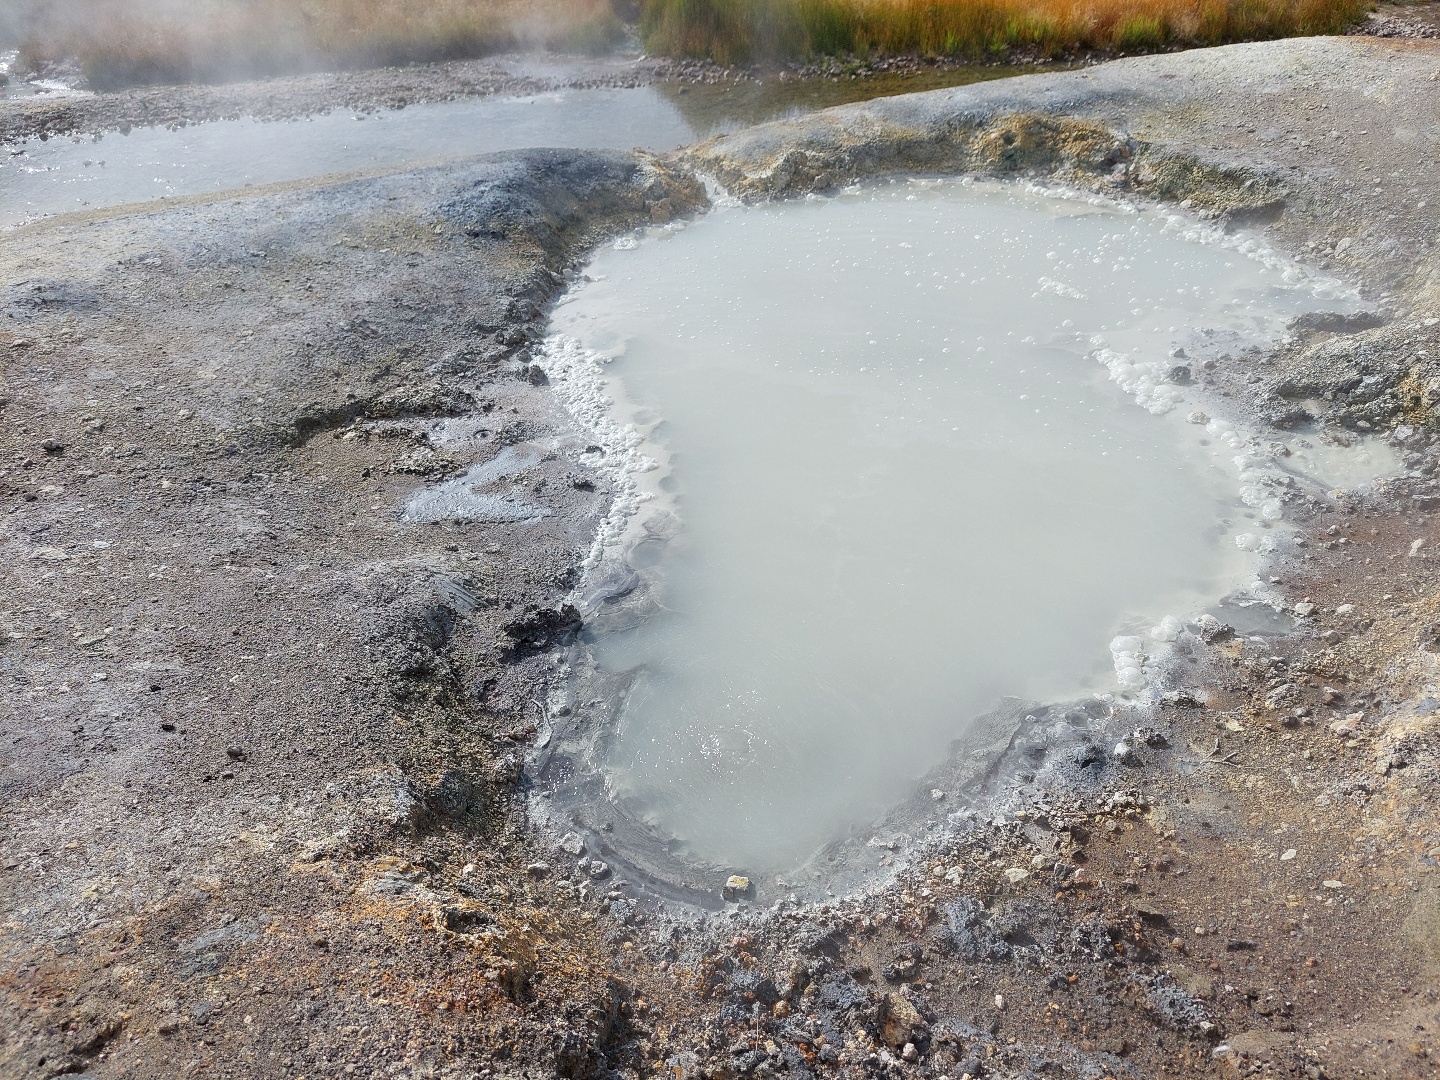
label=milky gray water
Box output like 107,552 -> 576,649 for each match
545,179 -> 1389,873
0,62 -> 1039,230
1,86 -> 698,229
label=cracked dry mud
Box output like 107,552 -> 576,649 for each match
6,33 -> 1440,1080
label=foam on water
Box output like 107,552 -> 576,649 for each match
544,178 -> 1393,873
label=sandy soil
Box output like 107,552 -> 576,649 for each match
6,32 -> 1440,1080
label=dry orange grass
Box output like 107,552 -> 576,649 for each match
16,0 -> 626,89
639,0 -> 1368,64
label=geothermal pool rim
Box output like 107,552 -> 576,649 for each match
520,170 -> 1398,911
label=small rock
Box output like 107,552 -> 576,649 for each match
225,746 -> 246,761
1112,740 -> 1135,764
880,993 -> 924,1047
1280,849 -> 1297,861
1186,410 -> 1210,425
994,993 -> 1006,1010
526,861 -> 551,877
1322,879 -> 1344,889
901,1042 -> 919,1063
1160,689 -> 1201,708
722,874 -> 753,901
1265,683 -> 1301,710
1195,614 -> 1233,643
930,788 -> 946,801
1330,713 -> 1362,737
1003,867 -> 1030,884
559,832 -> 586,856
588,860 -> 611,881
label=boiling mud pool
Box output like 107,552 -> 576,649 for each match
546,179 -> 1390,874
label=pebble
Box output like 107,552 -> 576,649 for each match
994,994 -> 1005,1010
525,861 -> 550,877
1003,868 -> 1030,884
559,832 -> 585,856
1322,879 -> 1344,889
588,860 -> 611,880
1280,849 -> 1297,861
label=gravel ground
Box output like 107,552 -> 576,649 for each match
6,33 -> 1440,1080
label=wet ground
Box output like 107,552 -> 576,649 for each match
4,32 -> 1440,1080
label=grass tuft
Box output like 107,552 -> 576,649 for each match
638,0 -> 1368,64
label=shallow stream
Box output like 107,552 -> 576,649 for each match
544,179 -> 1392,875
1,62 -> 1034,230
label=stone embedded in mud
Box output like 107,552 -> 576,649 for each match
879,993 -> 925,1048
503,604 -> 582,650
722,874 -> 753,901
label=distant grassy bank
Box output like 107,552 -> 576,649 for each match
7,0 -> 1366,91
638,0 -> 1368,64
10,0 -> 627,90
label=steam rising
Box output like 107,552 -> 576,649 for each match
4,0 -> 627,90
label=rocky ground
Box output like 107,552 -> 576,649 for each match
6,30 -> 1440,1080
